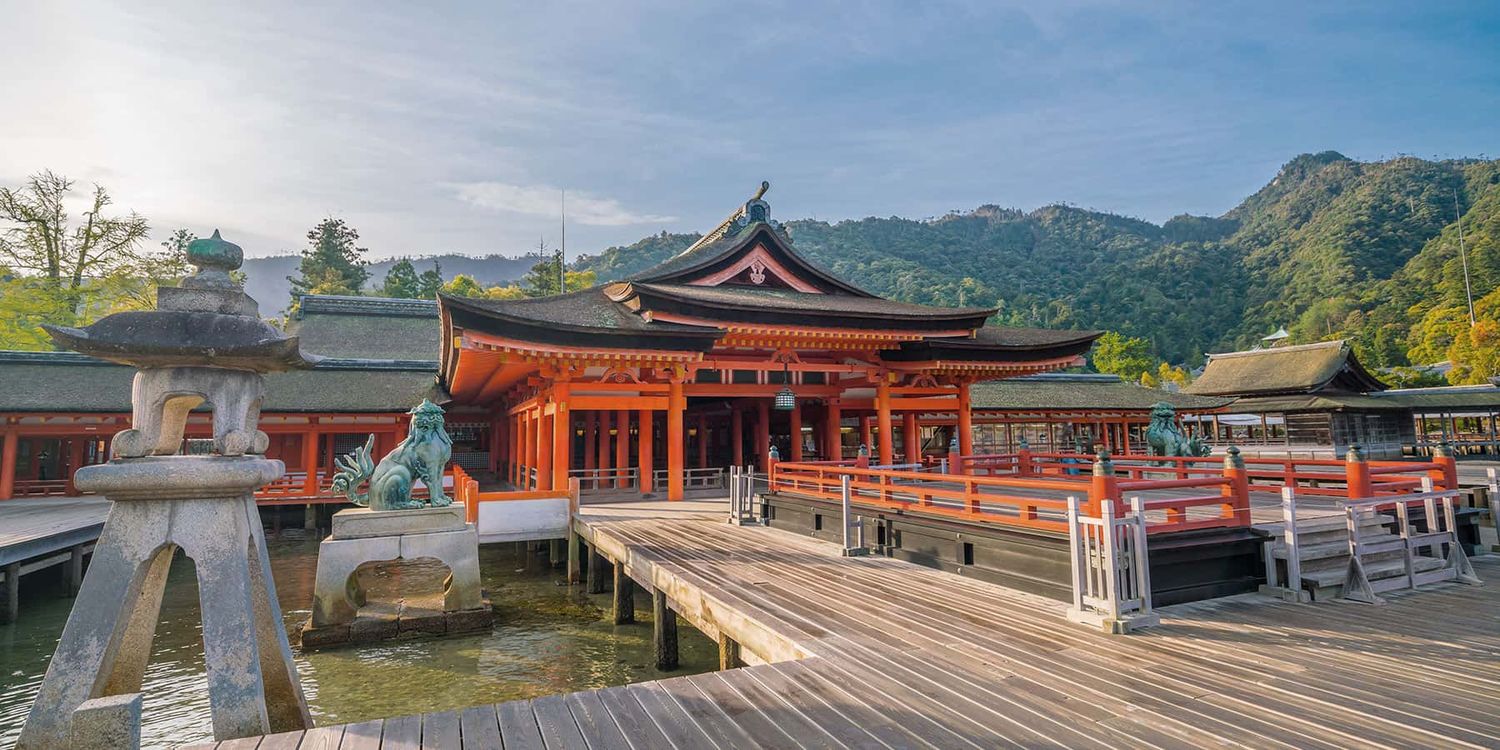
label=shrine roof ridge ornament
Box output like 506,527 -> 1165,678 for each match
675,180 -> 779,258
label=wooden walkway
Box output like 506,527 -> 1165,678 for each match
190,507 -> 1500,749
0,497 -> 108,621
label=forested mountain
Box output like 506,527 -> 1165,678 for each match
573,153 -> 1500,374
241,253 -> 538,314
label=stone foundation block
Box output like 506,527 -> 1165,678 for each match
70,693 -> 142,750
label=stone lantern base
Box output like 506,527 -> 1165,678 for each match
298,504 -> 492,649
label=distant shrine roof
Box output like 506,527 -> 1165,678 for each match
1185,340 -> 1387,397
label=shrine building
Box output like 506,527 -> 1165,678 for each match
439,187 -> 1100,501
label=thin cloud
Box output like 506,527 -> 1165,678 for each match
454,182 -> 677,226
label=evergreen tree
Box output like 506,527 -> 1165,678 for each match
288,218 -> 368,307
380,258 -> 419,298
416,261 -> 444,299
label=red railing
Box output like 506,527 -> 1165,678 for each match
454,465 -> 579,524
769,455 -> 1253,535
958,449 -> 1455,501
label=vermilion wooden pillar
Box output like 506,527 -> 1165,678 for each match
639,409 -> 655,494
876,378 -> 894,465
301,428 -> 319,496
552,385 -> 572,491
65,438 -> 85,495
756,400 -> 771,471
528,411 -> 541,489
488,420 -> 502,474
860,415 -> 873,451
537,411 -> 554,491
954,381 -> 978,456
788,403 -> 803,462
825,400 -> 842,461
731,409 -> 744,467
903,411 -> 920,464
616,410 -> 630,488
0,428 -> 15,500
510,414 -> 521,485
583,412 -> 596,471
697,414 -> 709,468
598,410 -> 612,481
667,379 -> 685,501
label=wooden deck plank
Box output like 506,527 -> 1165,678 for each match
621,681 -> 721,749
336,719 -> 382,750
707,668 -> 849,750
297,724 -> 345,750
495,700 -> 545,750
379,714 -> 422,750
458,704 -> 501,750
651,676 -> 770,749
419,710 -> 460,750
256,731 -> 306,750
681,671 -> 815,749
592,685 -> 674,750
562,690 -> 632,750
744,660 -> 930,750
530,694 -> 588,750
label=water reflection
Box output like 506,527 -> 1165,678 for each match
0,533 -> 716,748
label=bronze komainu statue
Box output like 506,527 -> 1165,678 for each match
331,399 -> 453,510
1145,401 -> 1210,460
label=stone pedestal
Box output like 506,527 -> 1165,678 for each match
18,457 -> 311,749
300,504 -> 492,648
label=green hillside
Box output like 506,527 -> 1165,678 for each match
572,153 -> 1500,375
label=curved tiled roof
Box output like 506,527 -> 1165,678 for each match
1186,340 -> 1386,397
624,282 -> 995,321
0,350 -> 444,413
970,373 -> 1232,412
630,222 -> 872,296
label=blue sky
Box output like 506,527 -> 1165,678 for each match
2,1 -> 1496,260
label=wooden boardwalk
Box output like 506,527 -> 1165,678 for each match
0,497 -> 108,621
190,506 -> 1500,749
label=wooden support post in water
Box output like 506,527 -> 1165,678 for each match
68,544 -> 85,597
653,588 -> 678,671
3,562 -> 18,623
566,532 -> 583,584
718,633 -> 740,670
612,565 -> 635,624
549,538 -> 564,567
587,547 -> 609,594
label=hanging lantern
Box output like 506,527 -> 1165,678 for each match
773,360 -> 795,411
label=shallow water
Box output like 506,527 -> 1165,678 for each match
0,532 -> 717,748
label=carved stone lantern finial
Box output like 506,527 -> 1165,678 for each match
183,229 -> 244,289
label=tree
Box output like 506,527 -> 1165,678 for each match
288,218 -> 368,307
1156,361 -> 1192,388
440,274 -> 487,298
440,274 -> 529,300
97,229 -> 196,313
1091,331 -> 1157,382
521,240 -> 563,297
380,258 -> 420,298
0,170 -> 150,323
416,261 -> 444,299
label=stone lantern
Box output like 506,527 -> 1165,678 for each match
18,230 -> 315,748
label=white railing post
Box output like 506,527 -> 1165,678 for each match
1066,493 -> 1157,634
1066,496 -> 1086,614
1129,496 -> 1153,619
1261,487 -> 1307,602
840,474 -> 867,557
1488,468 -> 1500,553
